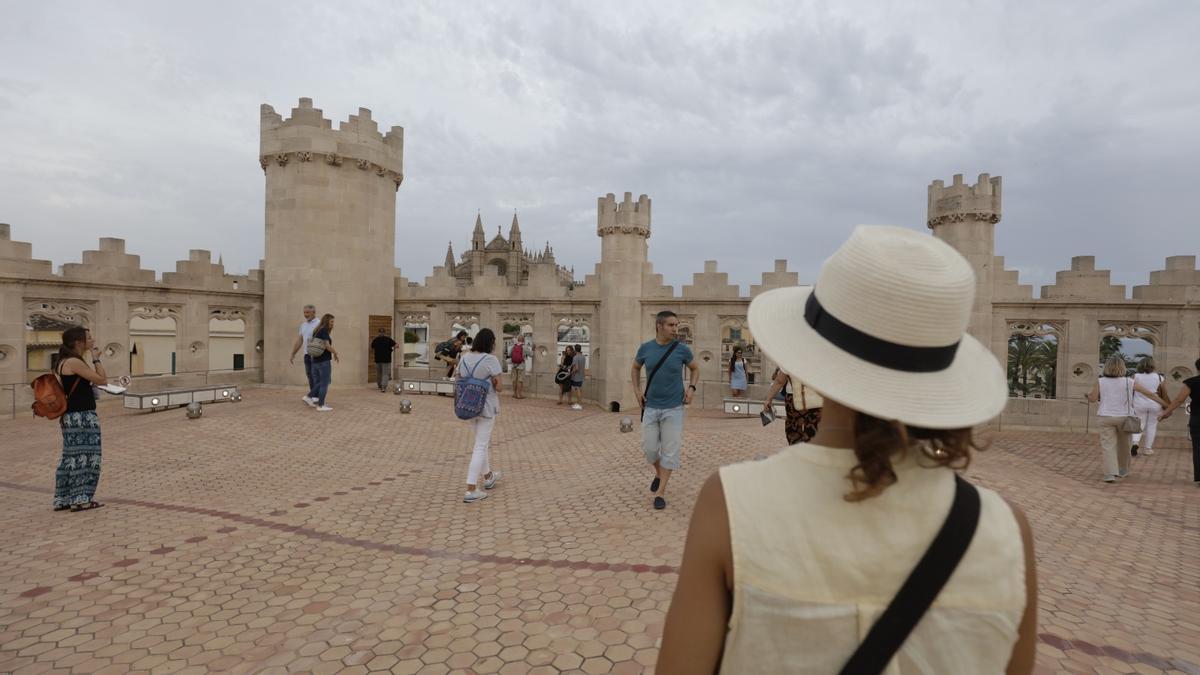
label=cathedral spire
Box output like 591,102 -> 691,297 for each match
509,211 -> 522,245
472,212 -> 485,250
444,241 -> 455,268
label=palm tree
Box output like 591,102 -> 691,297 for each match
1008,335 -> 1058,398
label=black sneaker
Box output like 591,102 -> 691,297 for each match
650,477 -> 660,493
1131,444 -> 1139,457
654,496 -> 666,510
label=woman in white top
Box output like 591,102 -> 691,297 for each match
659,226 -> 1037,674
457,328 -> 504,503
1130,357 -> 1168,456
1086,355 -> 1167,482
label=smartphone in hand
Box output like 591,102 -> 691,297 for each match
760,409 -> 775,426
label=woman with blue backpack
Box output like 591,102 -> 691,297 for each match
455,328 -> 504,503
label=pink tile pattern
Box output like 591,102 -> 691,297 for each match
0,387 -> 1196,674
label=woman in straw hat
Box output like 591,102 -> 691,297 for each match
658,226 -> 1037,674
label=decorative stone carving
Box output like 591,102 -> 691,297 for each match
259,157 -> 269,172
375,165 -> 386,176
597,224 -> 650,238
399,312 -> 430,324
448,314 -> 480,325
499,313 -> 534,326
1071,363 -> 1093,379
1007,321 -> 1064,338
393,176 -> 403,191
0,344 -> 13,361
189,341 -> 206,353
1098,322 -> 1160,343
296,151 -> 312,162
357,159 -> 370,170
129,304 -> 181,321
275,153 -> 290,167
555,314 -> 591,326
210,306 -> 248,321
1169,366 -> 1193,382
926,212 -> 1000,227
103,342 -> 123,358
26,301 -> 92,327
325,153 -> 343,166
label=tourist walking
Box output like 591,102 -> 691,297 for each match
1087,354 -> 1164,482
304,313 -> 339,411
1159,358 -> 1200,484
632,310 -> 700,510
657,226 -> 1038,675
370,328 -> 397,392
762,369 -> 824,444
556,346 -> 574,405
1131,357 -> 1168,456
52,326 -> 108,512
458,328 -> 504,503
288,304 -> 320,398
728,346 -> 748,397
569,343 -> 585,409
509,334 -> 529,399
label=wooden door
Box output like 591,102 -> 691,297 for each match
367,315 -> 393,383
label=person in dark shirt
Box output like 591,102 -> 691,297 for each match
370,328 -> 398,392
436,331 -> 469,378
1159,357 -> 1200,484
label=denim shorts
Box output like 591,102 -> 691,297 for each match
642,406 -> 684,470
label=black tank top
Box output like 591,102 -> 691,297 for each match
58,360 -> 96,413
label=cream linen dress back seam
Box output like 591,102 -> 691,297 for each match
718,443 -> 1026,674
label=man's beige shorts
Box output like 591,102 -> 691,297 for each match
511,364 -> 524,385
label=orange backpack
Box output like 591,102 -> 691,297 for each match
31,367 -> 80,420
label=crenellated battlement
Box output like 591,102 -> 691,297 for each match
259,97 -> 404,189
927,173 -> 1002,228
597,192 -> 651,238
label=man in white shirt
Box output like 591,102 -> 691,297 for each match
288,304 -> 321,400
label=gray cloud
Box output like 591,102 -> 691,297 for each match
1,0 -> 1197,295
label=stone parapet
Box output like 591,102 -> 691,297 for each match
259,97 -> 404,191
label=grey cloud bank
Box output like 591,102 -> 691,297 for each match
1,0 -> 1197,293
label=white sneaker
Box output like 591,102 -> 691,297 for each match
463,490 -> 489,503
570,404 -> 583,410
1103,475 -> 1116,483
483,471 -> 502,490
1143,448 -> 1155,456
302,396 -> 317,407
317,405 -> 333,412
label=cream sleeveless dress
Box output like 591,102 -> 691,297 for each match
718,443 -> 1026,674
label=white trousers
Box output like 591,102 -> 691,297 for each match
466,415 -> 495,486
1132,402 -> 1162,449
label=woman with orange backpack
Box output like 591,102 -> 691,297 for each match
51,326 -> 108,512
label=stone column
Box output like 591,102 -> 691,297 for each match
596,192 -> 652,411
261,98 -> 404,386
927,174 -> 1001,347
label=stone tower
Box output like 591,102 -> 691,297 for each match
596,192 -> 652,410
927,173 -> 1001,345
259,98 -> 404,386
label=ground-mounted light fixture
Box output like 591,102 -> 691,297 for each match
399,399 -> 412,414
150,396 -> 161,406
221,389 -> 231,398
186,402 -> 203,419
232,393 -> 243,402
620,416 -> 633,433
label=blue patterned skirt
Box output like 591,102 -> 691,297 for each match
54,411 -> 102,508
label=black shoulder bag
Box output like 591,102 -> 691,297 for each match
838,474 -> 982,674
640,340 -> 680,422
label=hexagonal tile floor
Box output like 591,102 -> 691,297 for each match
1,387 -> 1196,674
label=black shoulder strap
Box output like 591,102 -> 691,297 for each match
838,474 -> 981,675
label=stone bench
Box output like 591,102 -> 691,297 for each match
723,398 -> 787,417
124,385 -> 242,411
396,378 -> 455,396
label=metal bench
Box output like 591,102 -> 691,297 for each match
124,385 -> 242,411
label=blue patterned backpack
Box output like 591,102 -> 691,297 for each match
454,356 -> 491,420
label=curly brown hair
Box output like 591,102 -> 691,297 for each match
845,413 -> 979,502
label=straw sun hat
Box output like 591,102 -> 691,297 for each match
748,225 -> 1007,429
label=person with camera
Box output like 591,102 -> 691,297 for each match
435,330 -> 469,378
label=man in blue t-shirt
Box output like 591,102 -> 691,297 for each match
632,310 -> 699,510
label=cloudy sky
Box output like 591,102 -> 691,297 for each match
2,1 -> 1197,294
